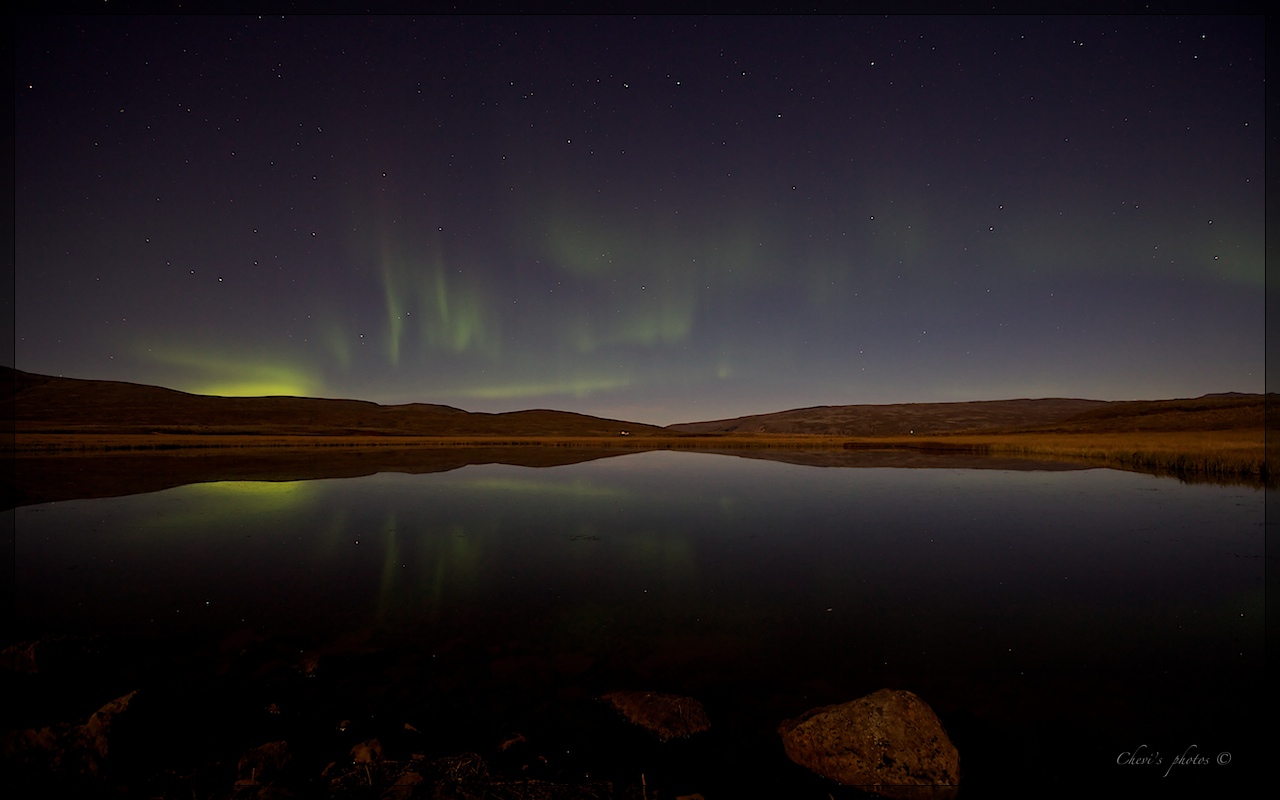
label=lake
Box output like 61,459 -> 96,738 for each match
6,449 -> 1267,796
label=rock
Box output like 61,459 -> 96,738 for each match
328,751 -> 436,799
351,738 -> 385,763
236,740 -> 291,786
2,689 -> 137,781
778,689 -> 959,799
426,752 -> 489,800
600,690 -> 711,742
379,769 -> 423,800
74,690 -> 135,764
2,639 -> 47,674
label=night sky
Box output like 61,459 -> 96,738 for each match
14,15 -> 1264,425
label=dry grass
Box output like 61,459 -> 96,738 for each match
842,430 -> 1269,485
12,428 -> 1269,485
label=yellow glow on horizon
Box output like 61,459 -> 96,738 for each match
140,346 -> 321,398
193,380 -> 314,397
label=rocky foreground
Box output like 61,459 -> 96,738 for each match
2,635 -> 960,799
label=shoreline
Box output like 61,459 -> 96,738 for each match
10,428 -> 1272,490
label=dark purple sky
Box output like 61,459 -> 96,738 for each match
14,15 -> 1264,425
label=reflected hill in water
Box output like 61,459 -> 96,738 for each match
11,446 -> 1099,508
10,447 -> 629,507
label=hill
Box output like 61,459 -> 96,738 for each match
5,368 -> 665,437
6,367 -> 1268,440
667,394 -> 1267,436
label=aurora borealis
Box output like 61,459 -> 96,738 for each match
14,15 -> 1264,425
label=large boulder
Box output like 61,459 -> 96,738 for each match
778,689 -> 959,799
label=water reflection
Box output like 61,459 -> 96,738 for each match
11,445 -> 1107,508
10,450 -> 1266,792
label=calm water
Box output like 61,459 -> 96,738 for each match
11,450 -> 1267,794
